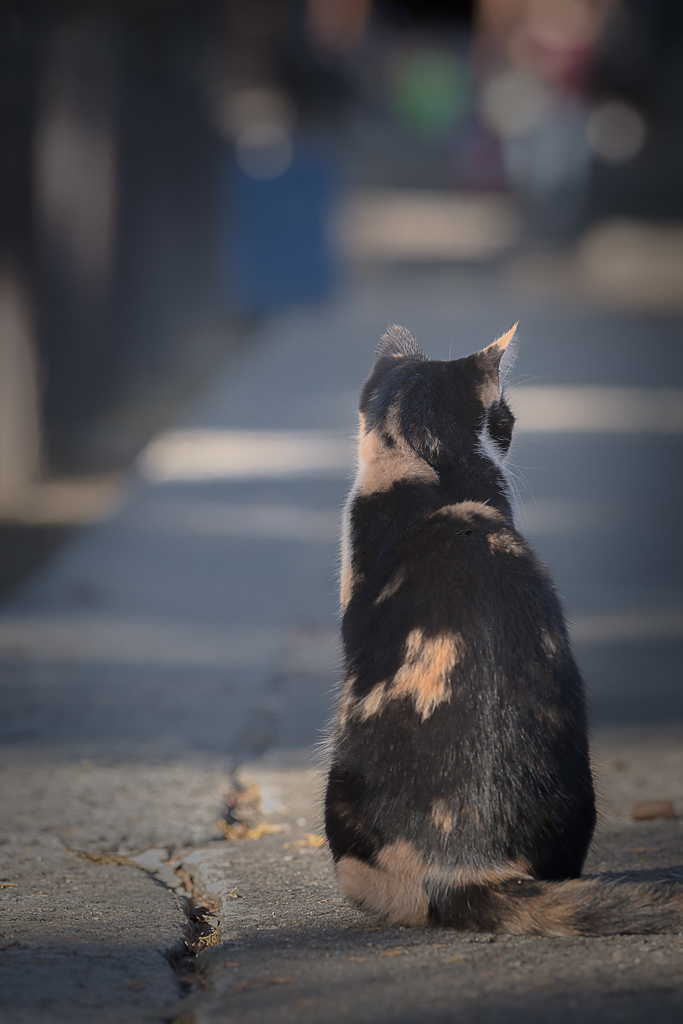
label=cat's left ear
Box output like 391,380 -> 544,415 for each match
375,324 -> 427,363
475,323 -> 518,381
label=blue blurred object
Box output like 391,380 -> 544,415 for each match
224,147 -> 337,314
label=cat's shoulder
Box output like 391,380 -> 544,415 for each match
428,502 -> 531,559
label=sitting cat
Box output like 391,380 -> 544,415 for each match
324,324 -> 682,935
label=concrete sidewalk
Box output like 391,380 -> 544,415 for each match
177,731 -> 683,1024
1,264 -> 682,1022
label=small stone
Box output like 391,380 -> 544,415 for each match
631,800 -> 677,820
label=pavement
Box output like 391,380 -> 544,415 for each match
1,260 -> 683,1023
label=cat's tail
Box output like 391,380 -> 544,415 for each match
430,876 -> 683,936
334,848 -> 683,935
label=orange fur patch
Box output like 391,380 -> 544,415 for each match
374,568 -> 406,604
336,845 -> 535,927
336,841 -> 430,926
488,530 -> 526,556
351,629 -> 464,722
357,685 -> 387,719
493,322 -> 518,351
357,409 -> 438,495
392,630 -> 462,718
435,501 -> 504,524
451,860 -> 532,888
340,562 -> 353,611
478,324 -> 518,366
430,800 -> 454,834
479,377 -> 500,407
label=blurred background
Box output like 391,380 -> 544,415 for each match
1,0 -> 682,753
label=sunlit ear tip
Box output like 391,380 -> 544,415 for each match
494,322 -> 518,351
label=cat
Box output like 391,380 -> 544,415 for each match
324,324 -> 682,936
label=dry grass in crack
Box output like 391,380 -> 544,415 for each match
216,820 -> 284,840
70,850 -> 138,867
283,833 -> 326,850
217,781 -> 287,840
197,929 -> 221,949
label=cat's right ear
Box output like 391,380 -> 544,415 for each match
475,323 -> 518,381
375,324 -> 427,363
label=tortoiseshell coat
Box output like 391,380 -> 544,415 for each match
325,326 -> 683,935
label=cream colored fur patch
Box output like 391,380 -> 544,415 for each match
434,501 -> 504,523
336,844 -> 535,927
340,562 -> 354,611
392,629 -> 462,718
349,628 -> 465,722
430,799 -> 454,834
374,568 -> 406,604
336,841 -> 430,926
356,409 -> 438,495
488,529 -> 526,556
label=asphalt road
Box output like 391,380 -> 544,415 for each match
1,261 -> 682,1022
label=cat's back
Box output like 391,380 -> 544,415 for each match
341,493 -> 582,751
347,496 -> 553,632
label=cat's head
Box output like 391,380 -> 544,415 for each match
358,324 -> 518,471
